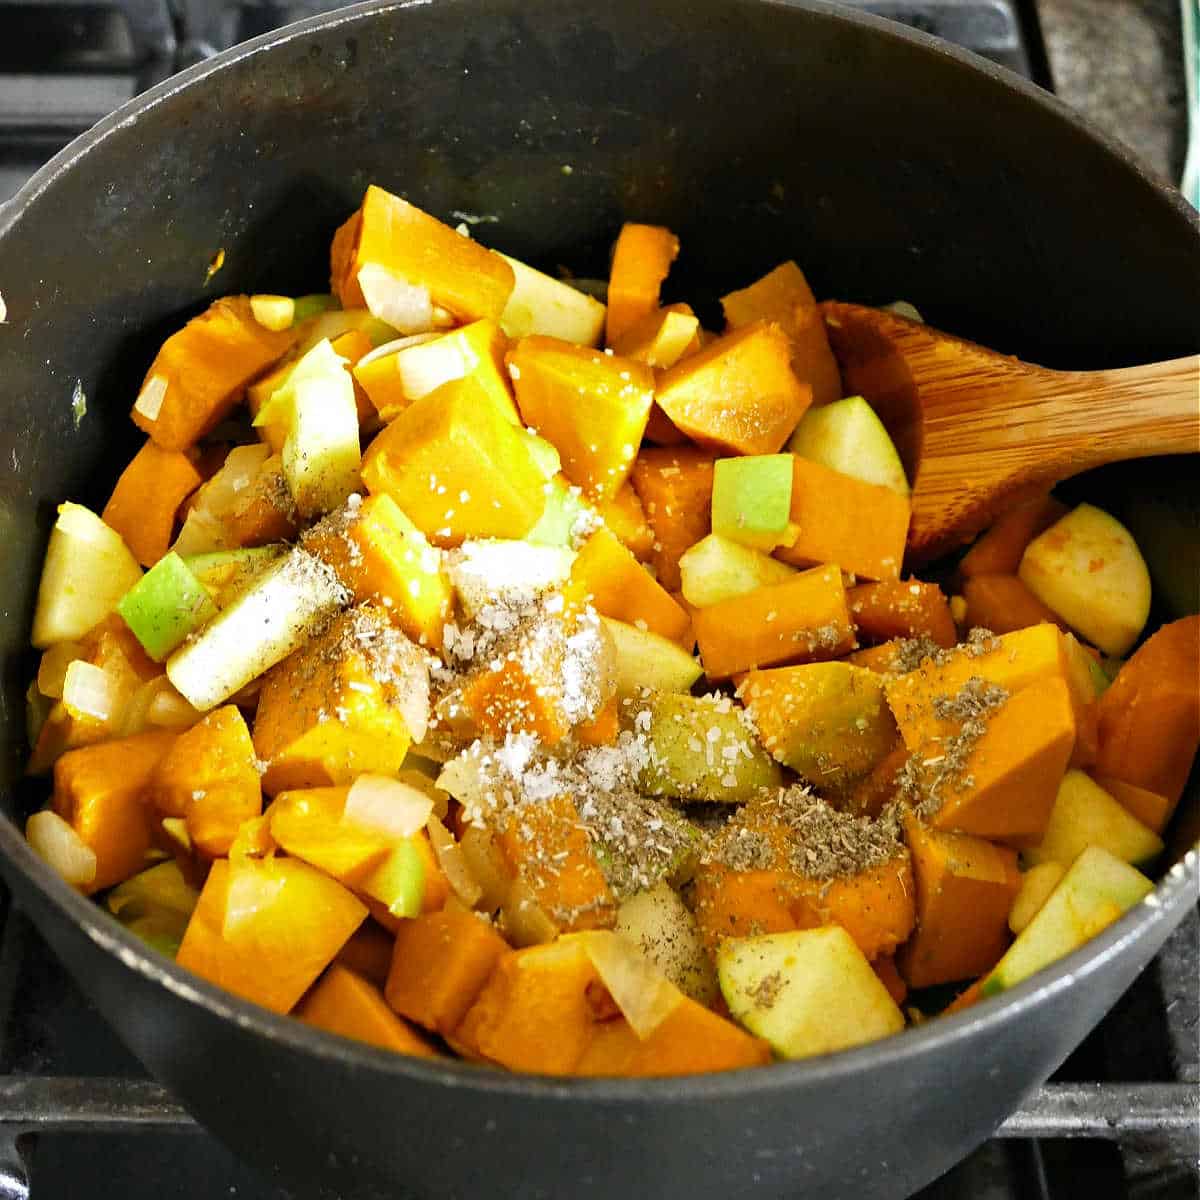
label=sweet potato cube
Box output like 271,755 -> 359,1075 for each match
605,223 -> 680,346
610,304 -> 701,368
655,321 -> 811,456
846,743 -> 911,819
897,816 -> 1020,988
103,440 -> 203,567
629,446 -> 717,592
360,376 -> 545,546
51,729 -> 177,893
297,964 -> 438,1057
508,336 -> 654,501
693,564 -> 854,680
132,297 -> 296,451
1090,775 -> 1172,836
961,574 -> 1066,635
176,857 -> 366,1014
567,527 -> 692,648
959,493 -> 1069,578
252,606 -> 425,795
848,579 -> 956,648
220,453 -> 301,548
598,483 -> 655,560
302,494 -> 453,651
331,185 -> 514,321
774,457 -> 909,582
385,906 -> 510,1035
721,261 -> 842,406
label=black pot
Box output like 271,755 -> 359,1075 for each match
0,3 -> 1196,1197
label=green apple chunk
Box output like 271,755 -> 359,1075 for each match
678,534 -> 796,608
627,692 -> 782,802
616,882 -> 718,1006
106,859 -> 200,957
291,293 -> 340,323
718,926 -> 904,1059
182,545 -> 285,608
601,617 -> 703,695
711,455 -> 795,551
1018,503 -> 1151,657
117,552 -> 218,662
498,253 -> 607,346
1023,770 -> 1163,869
358,838 -> 426,919
32,502 -> 143,648
982,846 -> 1153,997
594,799 -> 701,890
1008,861 -> 1066,935
166,548 -> 347,711
787,395 -> 909,495
525,476 -> 592,547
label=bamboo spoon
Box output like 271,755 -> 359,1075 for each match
819,301 -> 1200,566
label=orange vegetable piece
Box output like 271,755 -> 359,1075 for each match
693,564 -> 854,680
575,695 -> 620,747
131,296 -> 295,451
692,863 -> 802,950
1089,774 -> 1172,836
147,706 -> 262,858
721,261 -> 842,406
1094,616 -> 1200,811
176,857 -> 366,1014
266,787 -> 391,886
221,453 -> 300,548
508,336 -> 654,501
497,795 -> 616,932
897,816 -> 1020,989
629,445 -> 716,592
775,457 -> 910,582
847,743 -> 911,819
246,356 -> 295,454
330,329 -> 378,429
845,641 -> 910,675
385,906 -> 510,1036
961,574 -> 1066,635
847,579 -> 956,648
597,482 -> 655,561
605,223 -> 680,346
872,956 -> 908,1007
655,321 -> 811,456
102,440 -> 203,567
959,493 -> 1069,578
51,729 -> 178,893
943,979 -> 985,1014
643,403 -> 689,446
459,646 -> 572,747
610,303 -> 701,368
566,527 -> 692,648
330,185 -> 514,321
335,920 -> 396,987
296,964 -> 438,1057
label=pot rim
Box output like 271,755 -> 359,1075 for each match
0,0 -> 1196,1103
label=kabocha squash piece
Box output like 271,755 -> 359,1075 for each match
961,574 -> 1066,635
335,921 -> 396,987
846,640 -> 913,676
360,376 -> 546,546
605,223 -> 680,346
959,493 -> 1069,578
331,185 -> 514,322
610,304 -> 701,369
692,862 -> 802,949
132,297 -> 296,451
847,580 -> 956,648
567,527 -> 692,648
943,980 -> 985,1014
655,322 -> 811,456
302,494 -> 453,651
720,261 -> 842,406
630,446 -> 717,593
176,857 -> 366,1014
497,252 -> 607,346
51,729 -> 178,893
1093,616 -> 1200,812
146,706 -> 261,857
297,964 -> 438,1057
847,744 -> 911,819
598,483 -> 655,561
678,535 -> 796,609
103,440 -> 204,568
872,956 -> 908,1006
267,787 -> 391,886
896,816 -> 1021,989
1089,775 -> 1172,837
252,606 -> 427,795
385,906 -> 510,1035
774,457 -> 910,582
507,336 -> 654,501
739,662 -> 898,791
497,795 -> 616,932
693,564 -> 854,680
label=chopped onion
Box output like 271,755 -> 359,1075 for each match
355,332 -> 441,369
146,682 -> 201,729
37,641 -> 84,699
199,444 -> 272,519
62,660 -> 122,722
118,675 -> 163,736
426,814 -> 483,907
223,859 -> 286,941
499,881 -> 557,948
170,507 -> 229,558
392,670 -> 430,745
578,930 -> 683,1040
396,767 -> 449,820
357,264 -> 451,335
26,810 -> 97,887
457,824 -> 512,913
134,374 -> 168,421
344,775 -> 432,841
250,294 -> 295,332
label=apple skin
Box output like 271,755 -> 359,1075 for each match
711,454 -> 795,551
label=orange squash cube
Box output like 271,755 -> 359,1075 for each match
610,303 -> 701,368
605,223 -> 680,346
961,574 -> 1066,635
269,786 -> 392,886
959,493 -> 1069,578
102,440 -> 203,567
847,579 -> 957,648
598,483 -> 655,560
629,446 -> 717,592
220,453 -> 301,548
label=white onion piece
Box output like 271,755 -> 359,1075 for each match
134,374 -> 168,421
26,811 -> 97,887
118,675 -> 163,736
37,642 -> 84,699
426,814 -> 483,907
62,661 -> 121,722
344,775 -> 432,841
578,930 -> 684,1040
170,507 -> 229,558
393,670 -> 430,745
355,332 -> 441,369
223,860 -> 286,941
357,264 -> 451,335
200,444 -> 272,518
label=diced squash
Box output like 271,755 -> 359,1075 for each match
610,304 -> 700,368
296,964 -> 438,1057
215,455 -> 301,551
267,787 -> 392,885
598,483 -> 655,560
959,493 -> 1069,578
497,253 -> 606,346
846,743 -> 911,819
961,574 -> 1066,635
601,617 -> 702,696
102,441 -> 203,567
335,921 -> 396,987
1008,862 -> 1066,935
605,223 -> 679,346
1089,775 -> 1172,837
629,446 -> 717,592
847,579 -> 956,648
872,955 -> 908,1006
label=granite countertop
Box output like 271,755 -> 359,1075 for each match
1036,0 -> 1190,183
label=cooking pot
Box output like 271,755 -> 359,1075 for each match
0,2 -> 1196,1197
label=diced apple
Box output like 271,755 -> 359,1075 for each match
291,294 -> 340,324
166,549 -> 347,711
717,926 -> 904,1059
1008,862 -> 1066,935
601,617 -> 703,695
498,253 -> 607,346
359,839 -> 428,919
105,859 -> 200,956
616,881 -> 718,1005
787,396 -> 909,495
1018,504 -> 1151,657
32,503 -> 143,648
525,476 -> 594,548
678,534 -> 796,608
294,308 -> 397,356
116,552 -> 218,662
182,546 -> 285,607
710,455 -> 795,551
447,540 -> 575,619
981,846 -> 1153,996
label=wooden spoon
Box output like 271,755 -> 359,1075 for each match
820,301 -> 1200,565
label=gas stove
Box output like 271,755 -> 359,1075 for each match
0,1 -> 1196,1197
